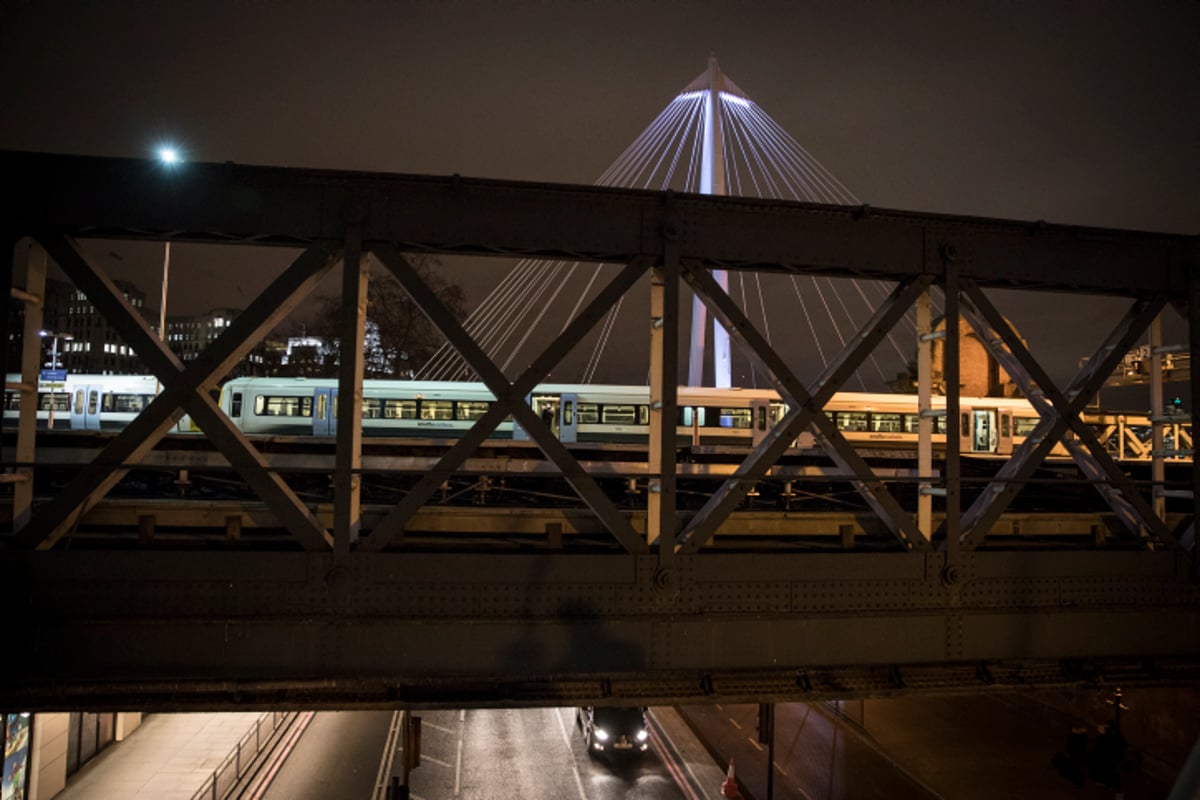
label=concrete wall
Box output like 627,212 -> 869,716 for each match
25,712 -> 142,800
27,713 -> 67,800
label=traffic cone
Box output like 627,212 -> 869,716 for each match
721,757 -> 740,798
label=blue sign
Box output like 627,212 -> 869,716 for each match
40,369 -> 67,382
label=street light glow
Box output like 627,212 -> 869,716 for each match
157,146 -> 181,165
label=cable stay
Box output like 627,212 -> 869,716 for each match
416,60 -> 933,391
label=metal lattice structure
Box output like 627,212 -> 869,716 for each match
1,150 -> 1198,710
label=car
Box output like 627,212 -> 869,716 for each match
575,706 -> 650,756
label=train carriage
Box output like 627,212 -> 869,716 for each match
4,372 -> 1072,457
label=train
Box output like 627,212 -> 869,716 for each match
4,373 -> 1047,455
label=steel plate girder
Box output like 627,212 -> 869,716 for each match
3,550 -> 1199,710
2,151 -> 1194,296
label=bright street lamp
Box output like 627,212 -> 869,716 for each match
39,329 -> 73,429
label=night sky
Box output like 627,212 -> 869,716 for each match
2,1 -> 1196,387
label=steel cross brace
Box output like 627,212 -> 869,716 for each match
361,244 -> 648,554
11,237 -> 339,550
956,282 -> 1171,546
677,264 -> 933,552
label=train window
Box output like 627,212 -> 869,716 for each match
38,393 -> 70,412
770,403 -> 787,425
961,413 -> 969,435
576,403 -> 599,424
4,391 -> 18,411
231,393 -> 243,417
639,405 -> 649,425
563,401 -> 574,426
680,406 -> 694,427
757,406 -> 767,431
254,395 -> 314,417
315,394 -> 326,421
716,408 -> 751,429
384,399 -> 416,419
362,398 -> 382,419
903,414 -> 948,434
601,404 -> 637,425
101,393 -> 153,413
835,412 -> 868,431
420,400 -> 453,420
1000,415 -> 1011,437
870,413 -> 903,433
1014,417 -> 1040,436
74,390 -> 84,414
455,401 -> 490,421
88,390 -> 98,415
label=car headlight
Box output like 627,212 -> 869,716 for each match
636,729 -> 649,742
594,728 -> 609,741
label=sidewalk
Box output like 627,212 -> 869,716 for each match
54,712 -> 261,800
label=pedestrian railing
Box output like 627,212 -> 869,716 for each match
190,711 -> 293,800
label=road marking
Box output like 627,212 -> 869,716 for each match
555,708 -> 589,800
423,754 -> 453,769
454,713 -> 464,797
424,721 -> 456,735
647,722 -> 704,800
729,718 -> 742,730
247,711 -> 316,800
747,737 -> 764,751
371,711 -> 404,800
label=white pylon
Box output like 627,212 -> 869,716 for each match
687,55 -> 736,388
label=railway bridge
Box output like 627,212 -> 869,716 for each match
1,150 -> 1198,711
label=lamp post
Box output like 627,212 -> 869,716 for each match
39,329 -> 73,429
156,145 -> 180,394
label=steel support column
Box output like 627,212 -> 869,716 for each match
648,234 -> 679,554
943,266 -> 961,559
334,225 -> 367,554
1150,316 -> 1166,521
1190,267 -> 1200,560
12,240 -> 46,530
917,288 -> 933,539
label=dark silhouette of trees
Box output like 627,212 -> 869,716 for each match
311,255 -> 465,379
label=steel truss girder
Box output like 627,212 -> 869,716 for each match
955,283 -> 1173,546
3,549 -> 1199,710
12,237 -> 339,550
677,265 -> 933,551
2,150 -> 1193,296
364,244 -> 648,554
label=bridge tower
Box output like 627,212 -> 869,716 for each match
686,55 -> 742,388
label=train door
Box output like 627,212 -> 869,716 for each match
558,392 -> 578,443
69,384 -> 102,430
515,393 -> 576,443
313,387 -> 337,436
970,408 -> 998,453
996,410 -> 1013,455
750,399 -> 770,446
